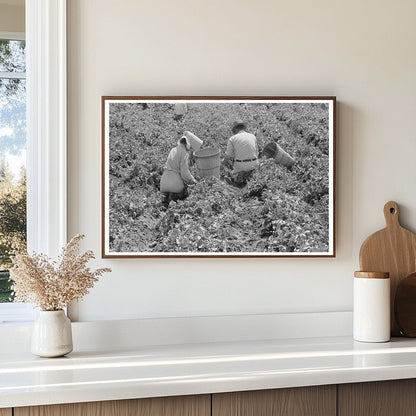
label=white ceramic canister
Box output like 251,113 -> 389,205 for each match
353,271 -> 390,342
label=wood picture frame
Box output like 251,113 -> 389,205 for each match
102,96 -> 336,258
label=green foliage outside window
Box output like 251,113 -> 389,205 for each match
0,38 -> 27,302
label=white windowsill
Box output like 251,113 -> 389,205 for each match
1,329 -> 416,409
0,303 -> 36,324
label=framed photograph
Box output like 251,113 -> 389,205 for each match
102,96 -> 336,258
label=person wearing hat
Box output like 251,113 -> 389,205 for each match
224,120 -> 259,186
160,134 -> 198,206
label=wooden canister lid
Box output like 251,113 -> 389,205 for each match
354,271 -> 390,279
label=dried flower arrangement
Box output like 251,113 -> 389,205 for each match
10,234 -> 111,311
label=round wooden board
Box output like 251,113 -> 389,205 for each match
395,272 -> 416,337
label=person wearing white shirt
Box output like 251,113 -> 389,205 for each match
224,120 -> 259,185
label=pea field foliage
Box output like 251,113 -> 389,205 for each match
107,101 -> 332,255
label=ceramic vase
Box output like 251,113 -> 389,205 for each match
31,310 -> 73,357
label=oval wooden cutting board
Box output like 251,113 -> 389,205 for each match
359,201 -> 416,336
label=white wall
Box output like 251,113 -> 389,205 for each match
67,0 -> 416,322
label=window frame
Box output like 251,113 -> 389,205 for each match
26,0 -> 67,257
0,0 -> 67,323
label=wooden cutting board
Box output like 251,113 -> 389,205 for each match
359,201 -> 416,336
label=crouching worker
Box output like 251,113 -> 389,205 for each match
160,135 -> 197,207
224,120 -> 259,187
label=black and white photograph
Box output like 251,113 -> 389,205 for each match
102,97 -> 335,257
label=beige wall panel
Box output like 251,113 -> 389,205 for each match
67,0 -> 416,322
0,4 -> 24,33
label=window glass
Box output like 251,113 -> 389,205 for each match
0,39 -> 26,303
0,39 -> 25,73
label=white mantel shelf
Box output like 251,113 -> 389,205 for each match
2,335 -> 416,409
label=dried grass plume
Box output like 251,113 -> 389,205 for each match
10,234 -> 111,311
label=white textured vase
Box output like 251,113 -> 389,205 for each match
31,310 -> 73,357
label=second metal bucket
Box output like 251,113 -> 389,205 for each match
194,147 -> 220,178
263,142 -> 295,167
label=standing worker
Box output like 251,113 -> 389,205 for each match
174,103 -> 188,121
160,134 -> 198,206
224,120 -> 259,186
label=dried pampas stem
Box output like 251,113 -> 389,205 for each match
10,234 -> 111,311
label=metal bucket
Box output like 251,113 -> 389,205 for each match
263,142 -> 295,167
194,147 -> 220,178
